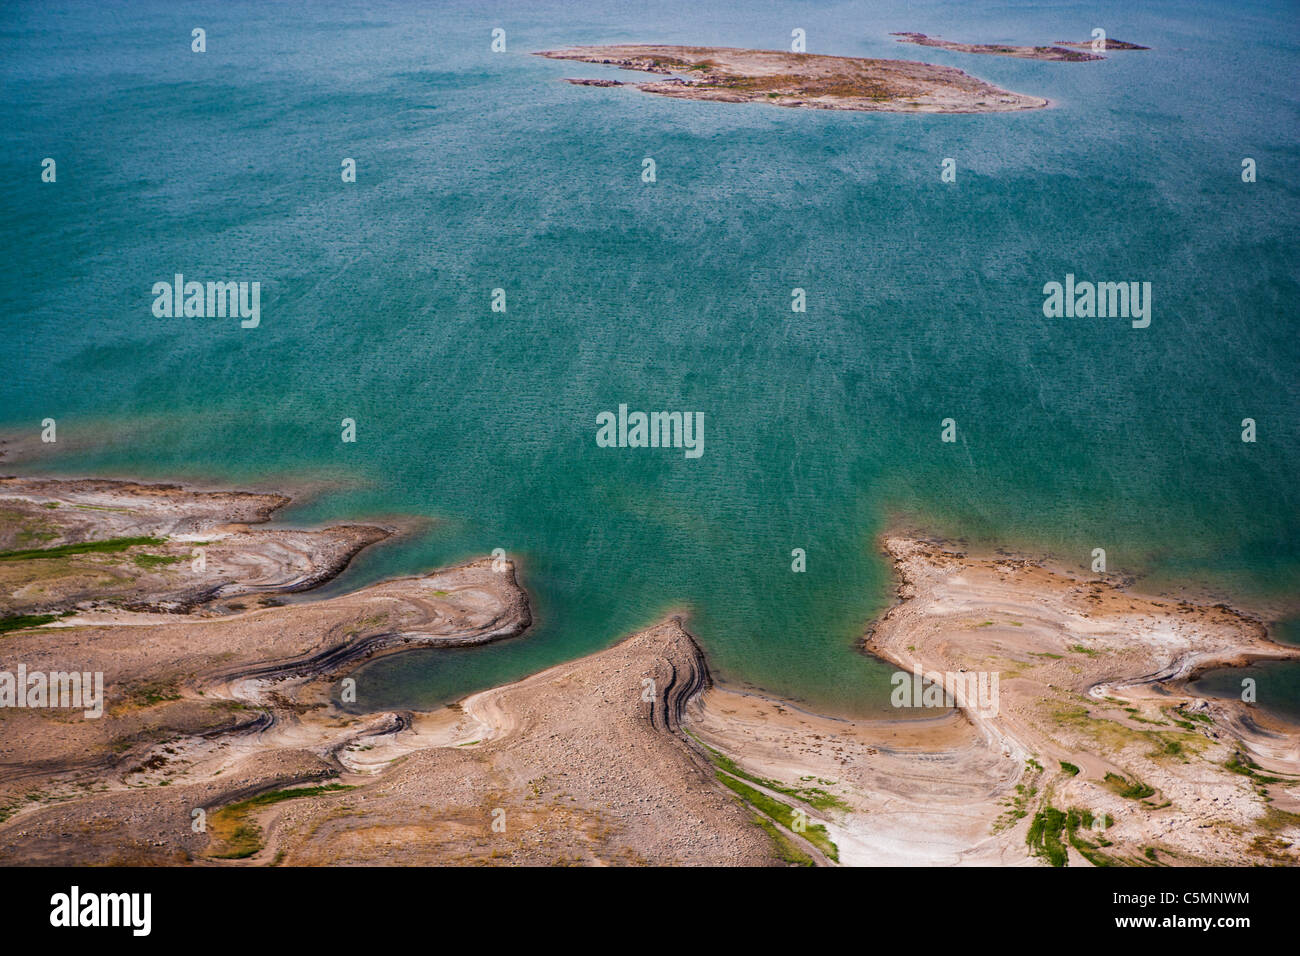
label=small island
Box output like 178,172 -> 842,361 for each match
892,32 -> 1149,61
1055,39 -> 1149,51
537,44 -> 1048,113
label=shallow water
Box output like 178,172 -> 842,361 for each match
1190,661 -> 1300,723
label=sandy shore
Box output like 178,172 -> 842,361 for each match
1,477 -> 1296,866
690,538 -> 1300,866
537,45 -> 1048,113
0,477 -> 766,865
868,537 -> 1299,863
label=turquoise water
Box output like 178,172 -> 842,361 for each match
2,0 -> 1297,716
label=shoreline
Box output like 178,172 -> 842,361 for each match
879,508 -> 1300,627
3,472 -> 1295,722
0,475 -> 390,616
696,536 -> 1300,865
0,474 -> 1296,865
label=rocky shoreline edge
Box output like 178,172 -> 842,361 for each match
0,476 -> 1296,866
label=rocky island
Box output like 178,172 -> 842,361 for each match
892,32 -> 1149,61
537,44 -> 1049,113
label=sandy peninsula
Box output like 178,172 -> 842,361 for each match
0,477 -> 764,865
0,476 -> 387,617
537,44 -> 1048,113
856,538 -> 1299,865
0,477 -> 1296,866
891,33 -> 1149,61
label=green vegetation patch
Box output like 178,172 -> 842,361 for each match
0,536 -> 165,562
749,812 -> 815,866
132,553 -> 182,569
1149,736 -> 1185,758
1104,772 -> 1155,799
1059,761 -> 1080,776
715,772 -> 838,862
1065,808 -> 1115,866
0,613 -> 61,634
208,783 -> 355,859
688,731 -> 850,812
994,760 -> 1043,832
1226,751 -> 1289,786
1026,806 -> 1068,866
1028,806 -> 1115,867
118,679 -> 182,709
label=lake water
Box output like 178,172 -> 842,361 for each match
3,0 -> 1297,717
